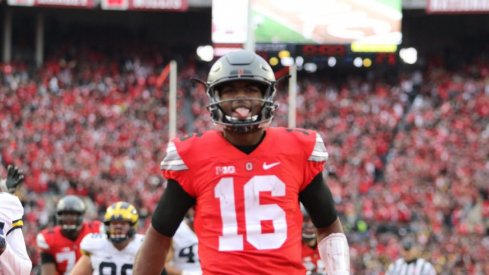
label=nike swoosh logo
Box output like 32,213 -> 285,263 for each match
263,162 -> 280,170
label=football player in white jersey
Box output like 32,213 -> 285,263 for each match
166,210 -> 201,275
71,201 -> 144,275
0,165 -> 32,275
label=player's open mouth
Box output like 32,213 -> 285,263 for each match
226,107 -> 258,122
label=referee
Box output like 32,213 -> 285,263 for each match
386,239 -> 436,275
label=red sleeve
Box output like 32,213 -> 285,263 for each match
295,130 -> 328,191
160,137 -> 196,197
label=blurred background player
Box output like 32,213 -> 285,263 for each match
301,204 -> 326,275
165,209 -> 201,275
70,201 -> 144,275
0,165 -> 32,275
36,195 -> 102,275
386,239 -> 436,275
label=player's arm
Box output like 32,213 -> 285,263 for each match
39,251 -> 57,275
299,172 -> 350,275
134,179 -> 195,275
0,225 -> 32,275
0,192 -> 32,275
163,242 -> 180,275
70,253 -> 92,275
36,233 -> 57,275
39,259 -> 57,275
36,243 -> 57,275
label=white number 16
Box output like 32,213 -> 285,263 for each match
214,175 -> 287,251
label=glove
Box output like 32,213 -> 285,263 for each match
0,226 -> 6,256
0,165 -> 25,194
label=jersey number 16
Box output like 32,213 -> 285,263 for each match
215,175 -> 287,251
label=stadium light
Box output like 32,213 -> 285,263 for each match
196,45 -> 215,62
363,58 -> 372,67
295,56 -> 304,67
353,57 -> 363,68
399,47 -> 417,65
269,57 -> 279,66
304,63 -> 317,73
327,57 -> 337,67
278,50 -> 291,59
280,57 -> 294,67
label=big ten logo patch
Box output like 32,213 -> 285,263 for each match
215,165 -> 236,175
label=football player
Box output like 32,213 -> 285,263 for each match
36,195 -> 102,274
301,205 -> 327,275
134,50 -> 350,275
166,209 -> 201,275
70,201 -> 144,275
0,165 -> 32,275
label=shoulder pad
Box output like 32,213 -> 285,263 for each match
36,233 -> 50,250
309,132 -> 328,162
283,128 -> 328,162
80,233 -> 105,252
160,141 -> 188,171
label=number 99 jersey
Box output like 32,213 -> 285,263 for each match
160,127 -> 328,275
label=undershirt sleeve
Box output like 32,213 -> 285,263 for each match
151,179 -> 196,237
40,252 -> 56,264
299,172 -> 338,228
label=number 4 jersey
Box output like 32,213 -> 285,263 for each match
160,127 -> 328,275
171,221 -> 201,272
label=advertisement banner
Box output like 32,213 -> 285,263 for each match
101,0 -> 188,11
427,0 -> 489,13
8,0 -> 95,7
8,0 -> 187,10
101,0 -> 129,10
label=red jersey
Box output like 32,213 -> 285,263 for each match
161,127 -> 328,275
36,221 -> 102,274
302,242 -> 326,274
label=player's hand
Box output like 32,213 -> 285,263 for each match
0,226 -> 6,256
5,165 -> 25,193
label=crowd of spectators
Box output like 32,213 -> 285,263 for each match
1,46 -> 488,274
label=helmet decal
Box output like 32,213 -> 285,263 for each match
103,201 -> 139,244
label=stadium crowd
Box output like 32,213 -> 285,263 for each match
1,46 -> 488,274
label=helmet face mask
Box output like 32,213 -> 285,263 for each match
106,221 -> 132,244
103,202 -> 138,244
56,195 -> 86,239
205,50 -> 278,134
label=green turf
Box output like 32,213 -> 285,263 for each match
253,10 -> 315,44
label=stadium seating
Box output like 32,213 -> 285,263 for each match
1,46 -> 488,274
